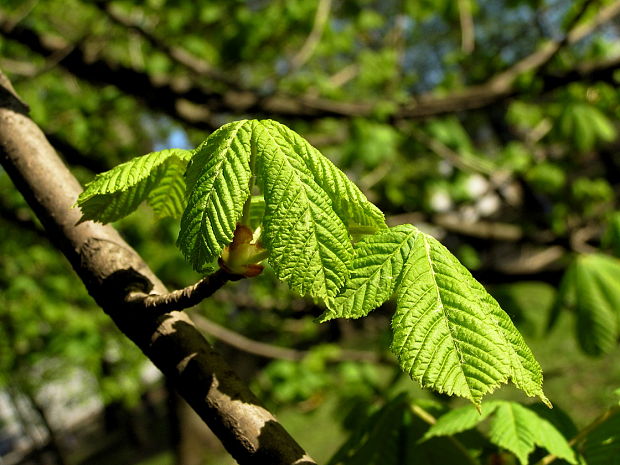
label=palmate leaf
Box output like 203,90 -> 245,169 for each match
177,121 -> 253,271
426,401 -> 576,465
76,148 -> 192,223
177,119 -> 380,298
324,224 -> 547,406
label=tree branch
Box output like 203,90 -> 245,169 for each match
289,0 -> 332,71
126,269 -> 238,314
457,0 -> 475,54
2,4 -> 620,127
0,69 -> 315,465
193,314 -> 384,364
93,1 -> 239,88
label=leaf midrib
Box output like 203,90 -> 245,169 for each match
258,122 -> 339,295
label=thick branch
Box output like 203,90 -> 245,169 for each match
0,69 -> 315,465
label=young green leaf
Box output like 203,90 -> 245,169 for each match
77,148 -> 191,223
428,401 -> 576,465
258,120 -> 385,230
325,224 -> 546,405
392,230 -> 514,405
253,120 -> 353,299
489,402 -> 544,465
177,121 -> 253,271
320,225 -> 417,321
423,402 -> 500,439
489,402 -> 576,465
147,155 -> 191,219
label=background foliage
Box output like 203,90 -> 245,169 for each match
1,0 -> 620,464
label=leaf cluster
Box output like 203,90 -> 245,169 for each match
77,119 -> 547,406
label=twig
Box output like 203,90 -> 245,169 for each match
192,314 -> 384,363
457,0 -> 475,54
94,1 -> 238,87
409,125 -> 494,174
126,269 -> 238,314
290,0 -> 332,71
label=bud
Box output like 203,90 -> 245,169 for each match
219,224 -> 267,277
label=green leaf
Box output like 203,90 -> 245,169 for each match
535,416 -> 577,464
77,148 -> 192,223
177,121 -> 253,271
257,120 -> 385,230
320,225 -> 416,321
488,402 -> 539,465
564,254 -> 620,356
489,402 -> 576,465
324,224 -> 546,405
424,402 -> 500,439
147,155 -> 191,219
393,227 -> 545,405
559,104 -> 616,152
578,407 -> 620,465
254,120 -> 354,299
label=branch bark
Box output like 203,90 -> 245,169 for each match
0,69 -> 315,465
126,269 -> 237,314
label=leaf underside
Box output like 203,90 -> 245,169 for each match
77,148 -> 192,223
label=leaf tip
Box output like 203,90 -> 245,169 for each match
541,394 -> 553,409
